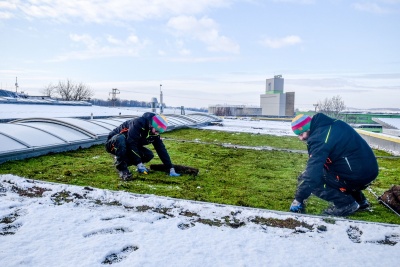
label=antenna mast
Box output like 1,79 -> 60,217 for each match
15,77 -> 19,93
109,88 -> 120,107
160,84 -> 163,114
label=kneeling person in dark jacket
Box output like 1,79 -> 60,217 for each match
289,113 -> 379,216
105,112 -> 180,180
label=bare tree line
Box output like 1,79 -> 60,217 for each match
317,95 -> 346,119
41,80 -> 346,117
40,79 -> 208,112
42,79 -> 94,101
212,107 -> 233,116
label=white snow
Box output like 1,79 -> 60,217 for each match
203,117 -> 295,136
1,175 -> 399,267
0,104 -> 399,267
0,103 -> 197,120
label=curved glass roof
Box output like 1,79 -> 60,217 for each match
0,113 -> 221,164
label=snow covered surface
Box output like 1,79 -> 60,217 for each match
1,104 -> 399,266
1,175 -> 399,267
0,104 -> 197,120
203,117 -> 295,136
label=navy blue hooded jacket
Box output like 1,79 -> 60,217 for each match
107,112 -> 173,168
295,113 -> 379,202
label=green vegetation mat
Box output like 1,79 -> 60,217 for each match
1,128 -> 399,224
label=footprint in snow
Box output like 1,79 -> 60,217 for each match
83,227 -> 132,238
346,225 -> 362,243
177,222 -> 195,230
101,245 -> 138,265
0,209 -> 27,236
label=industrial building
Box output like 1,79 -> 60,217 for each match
260,75 -> 295,116
209,75 -> 295,117
207,105 -> 261,116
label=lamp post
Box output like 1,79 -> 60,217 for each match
160,84 -> 163,114
313,104 -> 319,113
15,77 -> 19,93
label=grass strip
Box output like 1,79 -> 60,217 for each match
0,128 -> 399,224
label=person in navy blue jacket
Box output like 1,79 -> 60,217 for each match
289,113 -> 379,216
105,112 -> 180,180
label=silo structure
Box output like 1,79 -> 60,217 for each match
260,75 -> 295,116
265,75 -> 284,94
151,97 -> 158,113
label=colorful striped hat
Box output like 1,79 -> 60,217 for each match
291,114 -> 312,135
151,114 -> 168,133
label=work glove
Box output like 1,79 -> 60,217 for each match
290,199 -> 305,213
169,168 -> 181,177
137,163 -> 149,174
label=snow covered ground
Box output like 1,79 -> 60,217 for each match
0,104 -> 399,266
203,117 -> 295,136
0,103 -> 196,120
1,175 -> 399,267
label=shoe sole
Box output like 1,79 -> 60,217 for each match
357,206 -> 371,212
120,176 -> 133,181
322,203 -> 360,217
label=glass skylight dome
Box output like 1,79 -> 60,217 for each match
0,113 -> 221,164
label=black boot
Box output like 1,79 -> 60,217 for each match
322,201 -> 360,217
350,191 -> 370,210
118,169 -> 133,181
116,161 -> 133,181
357,200 -> 370,211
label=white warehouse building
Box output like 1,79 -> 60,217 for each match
260,75 -> 295,116
209,75 -> 295,117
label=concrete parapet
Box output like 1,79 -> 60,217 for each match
383,129 -> 400,137
356,129 -> 400,156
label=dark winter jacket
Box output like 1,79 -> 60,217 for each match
295,113 -> 379,202
107,112 -> 173,168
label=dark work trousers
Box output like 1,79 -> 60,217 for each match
105,134 -> 154,171
298,169 -> 369,208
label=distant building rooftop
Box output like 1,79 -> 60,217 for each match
0,89 -> 91,106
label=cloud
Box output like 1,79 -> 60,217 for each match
0,1 -> 18,10
179,49 -> 192,56
260,35 -> 302,49
352,72 -> 400,79
106,35 -> 124,46
287,78 -> 354,88
167,15 -> 240,53
271,0 -> 315,4
0,1 -> 16,19
0,1 -> 239,60
286,74 -> 400,95
168,56 -> 233,63
49,33 -> 148,61
1,0 -> 232,23
353,1 -> 400,14
70,34 -> 99,50
0,11 -> 13,19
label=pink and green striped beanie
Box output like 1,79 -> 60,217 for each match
291,114 -> 312,135
151,114 -> 168,133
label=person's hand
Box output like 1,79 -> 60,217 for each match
169,168 -> 180,177
290,199 -> 305,213
137,163 -> 149,174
